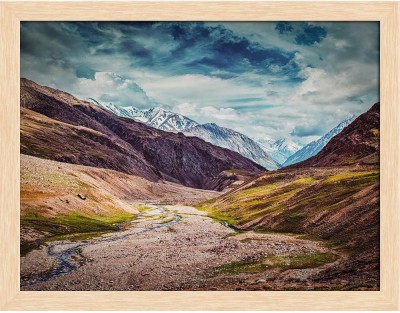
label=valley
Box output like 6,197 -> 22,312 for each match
20,155 -> 379,291
21,203 -> 355,291
14,19 -> 383,298
19,79 -> 380,291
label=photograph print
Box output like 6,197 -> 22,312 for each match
20,21 -> 379,291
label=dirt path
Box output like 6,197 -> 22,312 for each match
21,204 -> 344,291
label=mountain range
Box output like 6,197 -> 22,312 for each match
21,78 -> 264,191
23,79 -> 372,179
88,99 -> 284,169
88,98 -> 364,169
283,115 -> 356,167
88,99 -> 199,131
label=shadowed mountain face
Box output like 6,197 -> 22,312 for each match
21,108 -> 162,182
20,78 -> 265,190
294,103 -> 379,168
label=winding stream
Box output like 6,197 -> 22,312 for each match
20,205 -> 181,287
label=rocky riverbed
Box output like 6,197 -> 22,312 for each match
21,204 -> 349,291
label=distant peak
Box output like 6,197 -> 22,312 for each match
151,106 -> 168,113
334,114 -> 357,129
122,105 -> 141,111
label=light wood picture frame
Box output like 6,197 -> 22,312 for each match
1,1 -> 399,310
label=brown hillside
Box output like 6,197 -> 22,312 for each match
199,103 -> 380,288
20,78 -> 265,190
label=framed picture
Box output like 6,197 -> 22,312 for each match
0,1 -> 399,310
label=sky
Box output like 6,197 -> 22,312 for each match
21,22 -> 379,145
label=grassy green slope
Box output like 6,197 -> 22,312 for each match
20,155 -> 140,256
198,167 -> 379,251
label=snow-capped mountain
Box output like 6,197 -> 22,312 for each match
140,107 -> 198,131
88,98 -> 198,131
183,123 -> 280,170
90,98 -> 279,170
283,115 -> 357,167
257,137 -> 301,165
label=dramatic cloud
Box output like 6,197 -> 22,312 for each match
275,22 -> 327,46
21,22 -> 379,145
74,72 -> 153,108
